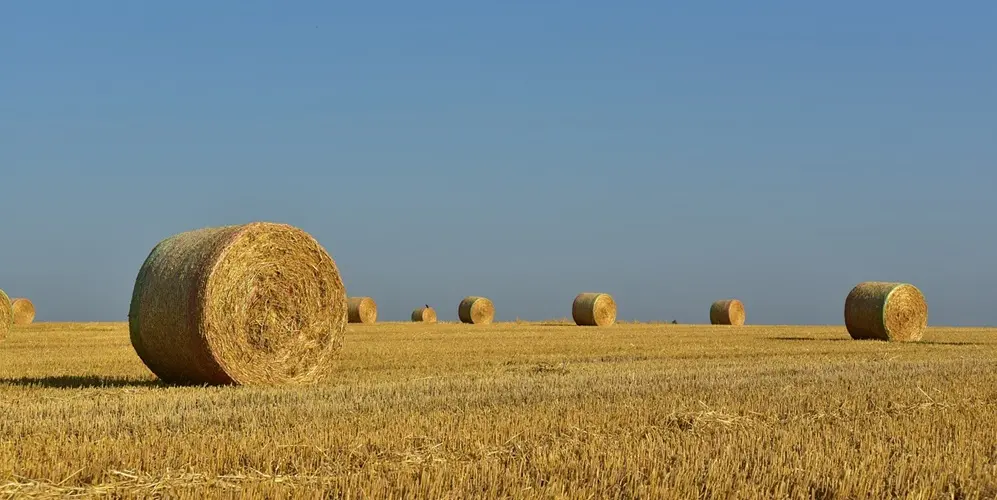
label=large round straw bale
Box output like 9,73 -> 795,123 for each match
347,296 -> 378,324
0,289 -> 10,341
572,292 -> 616,326
844,281 -> 927,342
10,298 -> 36,325
710,299 -> 745,326
458,296 -> 495,324
411,306 -> 437,323
127,222 -> 348,386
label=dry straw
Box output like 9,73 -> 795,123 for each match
10,298 -> 36,325
347,297 -> 378,324
127,222 -> 348,386
0,289 -> 10,341
572,292 -> 617,326
844,281 -> 927,342
411,306 -> 437,323
710,299 -> 745,326
458,296 -> 495,324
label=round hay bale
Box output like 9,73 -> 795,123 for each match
572,292 -> 616,326
10,298 -> 36,325
127,222 -> 348,386
411,306 -> 437,323
710,299 -> 745,326
0,289 -> 10,342
347,296 -> 378,324
458,296 -> 495,324
844,281 -> 927,342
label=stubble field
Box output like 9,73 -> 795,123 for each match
1,321 -> 996,498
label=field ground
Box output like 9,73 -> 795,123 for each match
1,321 -> 996,498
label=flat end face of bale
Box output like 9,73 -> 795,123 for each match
412,307 -> 437,323
348,297 -> 378,324
710,299 -> 745,326
10,298 -> 36,325
129,222 -> 348,386
883,284 -> 927,342
203,223 -> 347,385
459,296 -> 495,324
0,290 -> 10,341
572,293 -> 616,326
844,281 -> 926,342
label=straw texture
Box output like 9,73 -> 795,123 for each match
10,298 -> 36,325
458,296 -> 495,325
347,297 -> 378,324
128,222 -> 348,386
0,289 -> 10,341
844,281 -> 928,342
411,306 -> 437,323
572,292 -> 616,326
710,299 -> 745,326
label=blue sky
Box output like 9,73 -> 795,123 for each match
1,1 -> 994,325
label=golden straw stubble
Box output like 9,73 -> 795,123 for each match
347,297 -> 378,324
0,289 -> 10,341
412,306 -> 437,323
128,222 -> 348,386
844,281 -> 928,342
572,292 -> 616,326
10,298 -> 36,325
710,299 -> 745,326
458,296 -> 495,325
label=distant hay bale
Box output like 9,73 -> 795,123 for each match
127,222 -> 348,386
411,306 -> 437,323
0,289 -> 10,341
710,299 -> 745,326
844,281 -> 927,342
10,298 -> 36,325
458,296 -> 495,324
572,292 -> 616,326
347,296 -> 378,324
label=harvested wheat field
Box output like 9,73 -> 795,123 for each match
2,321 -> 997,498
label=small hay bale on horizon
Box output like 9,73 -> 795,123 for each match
412,305 -> 437,323
10,298 -> 36,325
128,222 -> 348,386
0,289 -> 10,341
458,296 -> 495,324
844,281 -> 927,342
710,299 -> 745,326
347,296 -> 378,324
572,292 -> 616,326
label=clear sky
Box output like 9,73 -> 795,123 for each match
2,1 -> 994,325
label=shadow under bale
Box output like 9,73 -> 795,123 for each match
0,375 -> 164,389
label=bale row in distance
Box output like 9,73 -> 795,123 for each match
0,289 -> 10,342
11,298 -> 35,325
844,281 -> 927,342
458,296 -> 495,324
128,222 -> 348,386
347,296 -> 378,324
351,297 -> 495,324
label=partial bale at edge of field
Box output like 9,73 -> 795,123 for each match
412,306 -> 437,323
127,222 -> 348,386
10,298 -> 36,325
347,297 -> 378,324
844,281 -> 927,342
710,299 -> 745,326
0,289 -> 10,341
458,296 -> 495,324
572,292 -> 616,326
